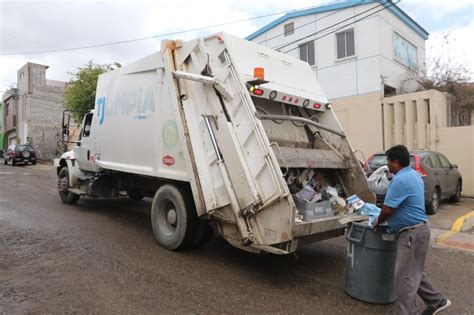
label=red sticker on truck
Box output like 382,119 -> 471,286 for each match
162,155 -> 175,166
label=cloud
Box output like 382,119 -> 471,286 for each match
426,21 -> 474,78
403,0 -> 473,20
0,0 -> 323,93
1,0 -> 472,95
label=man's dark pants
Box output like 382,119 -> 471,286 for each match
395,223 -> 444,314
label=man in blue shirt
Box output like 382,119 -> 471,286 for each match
375,145 -> 451,315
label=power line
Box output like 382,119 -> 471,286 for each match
277,0 -> 396,53
257,2 -> 360,46
0,4 -> 335,56
282,0 -> 399,54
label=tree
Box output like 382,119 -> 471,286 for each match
62,60 -> 120,123
400,34 -> 474,126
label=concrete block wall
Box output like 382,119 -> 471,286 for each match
382,89 -> 473,196
26,85 -> 65,160
1,62 -> 66,160
382,89 -> 448,151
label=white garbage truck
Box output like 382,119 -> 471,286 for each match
55,32 -> 374,254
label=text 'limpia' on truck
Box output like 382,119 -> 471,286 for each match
54,32 -> 375,254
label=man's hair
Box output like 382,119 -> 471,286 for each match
385,145 -> 410,167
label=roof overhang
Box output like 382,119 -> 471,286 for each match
246,0 -> 429,41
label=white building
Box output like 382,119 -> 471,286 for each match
246,0 -> 429,156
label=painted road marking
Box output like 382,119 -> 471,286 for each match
436,210 -> 474,251
436,230 -> 457,244
451,211 -> 474,232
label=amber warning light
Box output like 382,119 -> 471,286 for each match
253,67 -> 265,80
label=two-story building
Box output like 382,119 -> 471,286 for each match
246,0 -> 429,156
2,63 -> 66,160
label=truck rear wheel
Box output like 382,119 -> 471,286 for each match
58,167 -> 80,204
151,184 -> 199,250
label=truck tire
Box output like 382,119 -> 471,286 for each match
151,184 -> 199,250
58,167 -> 80,205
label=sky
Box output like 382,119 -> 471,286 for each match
0,0 -> 473,95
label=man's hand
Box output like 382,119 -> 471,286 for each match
373,217 -> 379,226
377,204 -> 396,225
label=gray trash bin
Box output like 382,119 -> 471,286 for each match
345,222 -> 397,304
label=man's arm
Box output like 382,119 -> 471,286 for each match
374,204 -> 396,226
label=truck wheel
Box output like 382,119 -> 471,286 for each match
151,184 -> 198,250
58,167 -> 80,205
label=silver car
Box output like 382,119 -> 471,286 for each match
364,150 -> 462,214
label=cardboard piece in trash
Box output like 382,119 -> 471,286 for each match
338,214 -> 369,225
346,194 -> 365,210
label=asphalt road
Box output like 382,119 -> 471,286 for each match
1,163 -> 473,314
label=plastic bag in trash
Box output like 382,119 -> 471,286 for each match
295,184 -> 316,201
357,203 -> 381,226
367,165 -> 391,195
326,186 -> 339,198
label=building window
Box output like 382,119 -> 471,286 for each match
393,32 -> 418,69
19,72 -> 24,79
336,29 -> 355,59
299,41 -> 315,66
284,22 -> 294,36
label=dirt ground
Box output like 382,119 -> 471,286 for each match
1,163 -> 473,314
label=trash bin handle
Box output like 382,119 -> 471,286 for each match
347,224 -> 365,243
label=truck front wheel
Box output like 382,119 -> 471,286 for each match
58,167 -> 80,205
151,184 -> 198,250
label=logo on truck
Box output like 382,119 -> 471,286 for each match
97,97 -> 106,125
162,120 -> 179,149
96,86 -> 155,125
162,155 -> 175,166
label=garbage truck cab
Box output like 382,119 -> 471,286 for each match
55,32 -> 374,254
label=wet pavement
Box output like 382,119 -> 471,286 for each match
1,163 -> 473,314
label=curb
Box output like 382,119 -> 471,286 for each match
451,211 -> 474,232
435,211 -> 474,252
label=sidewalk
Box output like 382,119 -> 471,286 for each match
429,198 -> 474,253
432,228 -> 474,252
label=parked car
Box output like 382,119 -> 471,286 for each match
3,144 -> 37,166
363,150 -> 462,214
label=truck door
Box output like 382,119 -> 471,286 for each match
75,113 -> 96,172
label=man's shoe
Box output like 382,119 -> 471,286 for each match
421,299 -> 452,315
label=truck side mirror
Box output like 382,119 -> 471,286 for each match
62,112 -> 71,130
62,129 -> 70,142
